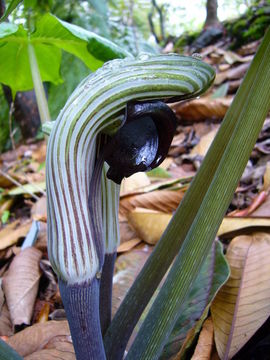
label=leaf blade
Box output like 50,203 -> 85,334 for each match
30,13 -> 130,69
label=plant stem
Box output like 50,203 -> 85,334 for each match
100,252 -> 117,336
59,277 -> 106,360
28,43 -> 51,124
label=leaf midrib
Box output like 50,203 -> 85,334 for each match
0,36 -> 85,46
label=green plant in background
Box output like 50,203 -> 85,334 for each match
0,11 -> 129,93
0,0 -> 159,151
0,0 -> 130,151
224,0 -> 270,48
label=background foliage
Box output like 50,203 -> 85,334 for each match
0,0 -> 269,149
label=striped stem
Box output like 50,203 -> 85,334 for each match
59,278 -> 106,360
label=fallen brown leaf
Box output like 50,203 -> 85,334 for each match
228,79 -> 242,93
7,320 -> 70,357
119,220 -> 138,242
127,208 -> 172,245
169,166 -> 196,179
120,189 -> 184,219
120,172 -> 151,196
0,199 -> 14,218
133,177 -> 187,194
237,39 -> 261,56
3,247 -> 42,326
172,97 -> 232,121
113,246 -> 152,316
0,282 -> 4,312
228,191 -> 268,217
25,345 -> 75,360
219,49 -> 253,65
211,233 -> 270,359
263,162 -> 270,191
117,238 -> 142,253
0,168 -> 16,188
217,216 -> 270,237
13,171 -> 45,186
0,220 -> 32,250
31,142 -> 47,163
31,196 -> 47,219
191,318 -> 214,360
36,303 -> 50,323
171,132 -> 186,147
0,304 -> 13,336
193,122 -> 218,138
191,127 -> 219,157
35,222 -> 48,252
174,306 -> 210,360
215,63 -> 250,85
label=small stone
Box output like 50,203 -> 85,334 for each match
96,271 -> 102,279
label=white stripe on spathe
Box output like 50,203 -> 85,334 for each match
46,54 -> 215,285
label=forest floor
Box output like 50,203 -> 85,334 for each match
0,33 -> 270,359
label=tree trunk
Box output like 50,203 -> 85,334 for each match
204,0 -> 220,28
0,0 -> 4,16
148,0 -> 166,44
2,86 -> 41,139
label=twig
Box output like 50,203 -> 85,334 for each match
0,168 -> 40,201
19,170 -> 46,197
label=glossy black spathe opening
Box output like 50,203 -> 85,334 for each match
104,101 -> 177,184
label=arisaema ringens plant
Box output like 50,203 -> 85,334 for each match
44,54 -> 215,359
44,22 -> 270,359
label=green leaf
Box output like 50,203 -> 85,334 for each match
1,210 -> 10,224
211,82 -> 229,99
48,52 -> 90,119
147,167 -> 171,178
161,240 -> 229,359
0,22 -> 62,93
8,181 -> 46,196
37,161 -> 46,172
0,338 -> 22,360
31,13 -> 130,66
0,0 -> 23,22
24,0 -> 38,8
0,13 -> 130,93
